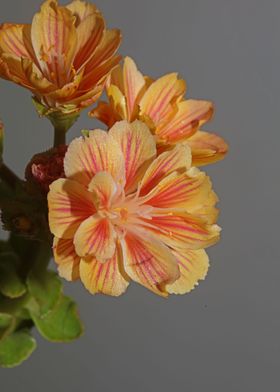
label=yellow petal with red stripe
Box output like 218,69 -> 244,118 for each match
107,84 -> 127,119
48,178 -> 95,239
0,24 -> 30,58
166,249 -> 209,294
80,250 -> 129,296
64,129 -> 125,186
141,210 -> 220,250
156,100 -> 214,143
31,0 -> 77,86
140,73 -> 186,125
110,120 -> 156,193
66,0 -> 98,24
121,232 -> 179,296
143,168 -> 213,210
123,57 -> 145,120
88,172 -> 118,210
74,214 -> 116,261
187,130 -> 229,166
139,144 -> 191,196
53,237 -> 80,281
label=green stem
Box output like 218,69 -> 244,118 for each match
53,127 -> 66,147
0,163 -> 21,189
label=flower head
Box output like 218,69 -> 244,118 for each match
0,0 -> 121,114
91,57 -> 228,166
48,120 -> 220,296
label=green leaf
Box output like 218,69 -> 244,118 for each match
0,313 -> 15,340
32,295 -> 83,342
0,330 -> 36,368
27,269 -> 62,317
0,253 -> 26,298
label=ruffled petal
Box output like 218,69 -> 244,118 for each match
156,100 -> 213,143
64,129 -> 125,186
53,237 -> 80,281
187,130 -> 229,166
66,0 -> 98,23
0,24 -> 30,58
143,168 -> 212,210
74,214 -> 116,261
140,210 -> 221,250
121,231 -> 179,296
140,73 -> 186,126
123,57 -> 146,120
48,178 -> 95,239
139,144 -> 191,196
80,250 -> 129,296
166,249 -> 209,294
88,172 -> 118,209
109,120 -> 156,193
31,0 -> 77,86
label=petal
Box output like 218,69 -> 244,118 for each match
74,214 -> 116,261
64,129 -> 125,186
84,29 -> 121,74
80,250 -> 129,296
74,13 -> 104,69
191,190 -> 219,224
143,168 -> 212,210
88,172 -> 118,210
66,0 -> 98,23
187,130 -> 229,166
89,101 -> 119,128
139,144 -> 191,197
48,178 -> 95,239
53,237 -> 80,281
123,57 -> 146,120
107,84 -> 127,119
109,120 -> 156,193
0,24 -> 30,58
156,100 -> 214,143
166,249 -> 209,294
121,232 -> 179,296
31,0 -> 77,86
142,210 -> 221,250
140,73 -> 186,126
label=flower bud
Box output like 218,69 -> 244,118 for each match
25,145 -> 67,193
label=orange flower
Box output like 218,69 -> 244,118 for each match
0,0 -> 121,114
91,57 -> 228,166
48,120 -> 220,296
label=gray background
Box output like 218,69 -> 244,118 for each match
0,0 -> 279,391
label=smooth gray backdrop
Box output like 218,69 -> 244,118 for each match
0,0 -> 279,391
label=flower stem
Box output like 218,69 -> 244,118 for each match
0,163 -> 21,189
54,127 -> 66,147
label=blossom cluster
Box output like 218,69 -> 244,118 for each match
0,0 -> 228,299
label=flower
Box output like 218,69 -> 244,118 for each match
48,120 -> 220,296
90,57 -> 228,166
25,145 -> 67,193
0,0 -> 121,114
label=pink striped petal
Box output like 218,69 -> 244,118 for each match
80,250 -> 129,296
74,214 -> 116,261
64,129 -> 125,186
109,120 -> 156,193
48,178 -> 95,239
121,232 -> 179,296
139,144 -> 191,197
53,237 -> 80,281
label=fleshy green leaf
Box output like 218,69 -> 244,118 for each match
0,313 -> 15,340
0,253 -> 26,298
32,295 -> 83,342
0,330 -> 36,368
27,269 -> 62,317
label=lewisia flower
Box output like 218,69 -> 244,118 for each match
48,120 -> 220,296
0,0 -> 121,114
91,57 -> 228,166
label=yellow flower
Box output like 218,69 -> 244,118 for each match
90,57 -> 228,166
0,0 -> 121,114
48,120 -> 220,296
